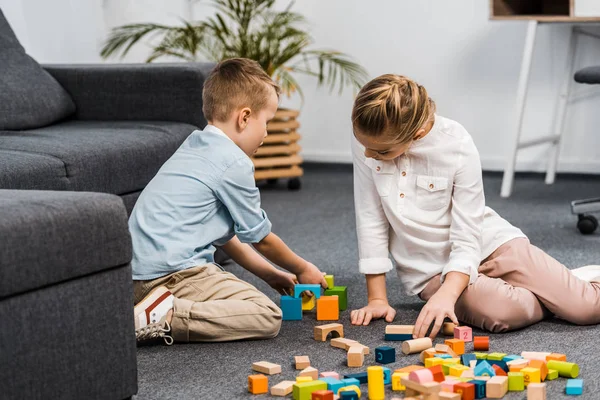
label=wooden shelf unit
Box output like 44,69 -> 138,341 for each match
490,0 -> 600,21
252,108 -> 303,182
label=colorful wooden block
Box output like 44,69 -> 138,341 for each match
252,361 -> 282,375
375,346 -> 395,364
339,389 -> 359,399
508,359 -> 529,372
527,382 -> 547,400
454,382 -> 475,400
248,374 -> 268,394
409,368 -> 434,383
566,379 -> 583,395
508,372 -> 524,391
403,337 -> 433,355
528,360 -> 548,381
486,359 -> 509,372
392,372 -> 409,391
470,380 -> 486,399
300,366 -> 319,380
343,372 -> 368,384
449,364 -> 470,377
293,284 -> 321,299
425,357 -> 445,368
436,354 -> 454,359
444,339 -> 465,355
271,380 -> 295,396
546,353 -> 567,362
316,296 -> 339,320
462,353 -> 477,366
427,365 -> 446,383
293,380 -> 328,400
474,361 -> 495,377
368,366 -> 385,400
341,378 -> 360,387
319,377 -> 344,394
395,365 -> 426,374
314,323 -> 344,341
297,376 -> 313,383
324,275 -> 334,289
521,352 -> 551,361
385,333 -> 413,341
443,322 -> 457,336
302,294 -> 316,311
311,390 -> 334,400
486,376 -> 508,398
323,286 -> 347,310
281,295 -> 302,320
439,392 -> 461,399
521,367 -> 541,386
401,378 -> 442,398
474,352 -> 488,360
320,371 -> 339,380
454,326 -> 473,342
473,336 -> 489,351
503,355 -> 523,363
386,325 -> 414,334
492,365 -> 507,376
382,367 -> 392,385
487,353 -> 507,361
442,379 -> 457,393
546,360 -> 579,378
296,355 -> 311,369
546,369 -> 558,380
347,346 -> 364,368
330,337 -> 357,350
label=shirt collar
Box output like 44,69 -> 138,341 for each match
203,124 -> 234,143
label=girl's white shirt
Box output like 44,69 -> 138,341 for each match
353,114 -> 526,296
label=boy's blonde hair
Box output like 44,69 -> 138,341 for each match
351,74 -> 436,144
203,58 -> 281,122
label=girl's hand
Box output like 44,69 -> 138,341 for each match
413,290 -> 459,339
296,261 -> 328,289
350,299 -> 396,326
263,269 -> 297,295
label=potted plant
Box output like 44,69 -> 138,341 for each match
101,0 -> 368,189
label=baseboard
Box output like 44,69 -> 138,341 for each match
301,150 -> 600,174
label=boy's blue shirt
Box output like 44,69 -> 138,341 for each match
129,125 -> 272,280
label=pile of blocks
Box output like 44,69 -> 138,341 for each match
248,321 -> 584,399
280,274 -> 347,321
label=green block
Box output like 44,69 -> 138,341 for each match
546,360 -> 579,379
508,372 -> 524,391
474,352 -> 488,360
293,380 -> 327,400
325,275 -> 334,288
324,286 -> 347,311
487,352 -> 507,361
547,369 -> 559,380
442,363 -> 457,375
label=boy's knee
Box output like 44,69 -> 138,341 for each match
262,306 -> 282,338
486,298 -> 540,333
563,304 -> 600,326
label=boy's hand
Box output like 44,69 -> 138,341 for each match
263,269 -> 298,295
413,290 -> 459,339
350,299 -> 396,326
296,261 -> 328,289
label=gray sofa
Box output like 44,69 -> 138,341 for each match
0,9 -> 215,399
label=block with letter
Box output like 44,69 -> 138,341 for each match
454,326 -> 472,342
521,367 -> 541,386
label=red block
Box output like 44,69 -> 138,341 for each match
493,365 -> 507,376
473,336 -> 489,351
454,382 -> 475,400
312,390 -> 334,400
427,364 -> 446,383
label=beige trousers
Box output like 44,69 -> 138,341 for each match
420,238 -> 600,332
134,264 -> 282,342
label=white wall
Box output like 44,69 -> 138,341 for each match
2,0 -> 600,173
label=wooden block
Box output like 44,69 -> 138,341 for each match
330,337 -> 356,350
444,339 -> 465,355
324,275 -> 334,289
453,326 -> 472,342
296,355 -> 311,370
454,382 -> 475,400
300,366 -> 319,380
347,346 -> 364,368
486,376 -> 508,398
508,372 -> 525,391
271,380 -> 295,396
392,372 -> 409,391
395,365 -> 425,374
353,343 -> 370,355
487,353 -> 507,361
425,357 -> 445,368
324,286 -> 347,311
427,365 -> 446,383
385,333 -> 413,341
420,348 -> 438,363
293,284 -> 322,299
439,392 -> 461,399
401,377 -> 442,394
314,323 -> 344,341
248,374 -> 268,394
302,294 -> 316,311
367,366 -> 385,400
565,379 -> 583,395
528,360 -> 548,381
441,379 -> 457,392
546,353 -> 566,362
434,343 -> 457,357
449,365 -> 470,377
461,370 -> 475,379
442,322 -> 457,336
472,336 -> 489,351
409,369 -> 434,383
521,367 -> 541,386
293,381 -> 328,400
317,296 -> 339,320
312,389 -> 334,400
546,369 -> 558,380
527,382 -> 546,399
402,338 -> 433,355
252,361 -> 281,375
281,295 -> 302,320
546,360 -> 579,379
320,371 -> 340,380
297,376 -> 313,383
386,325 -> 414,334
521,352 -> 551,361
375,346 -> 396,364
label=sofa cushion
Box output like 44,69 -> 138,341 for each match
0,190 -> 132,299
0,120 -> 196,194
0,10 -> 75,130
0,149 -> 69,190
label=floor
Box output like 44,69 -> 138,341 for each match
135,164 -> 600,399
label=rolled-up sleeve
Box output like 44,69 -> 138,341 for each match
352,138 -> 394,275
214,157 -> 272,244
442,137 -> 484,285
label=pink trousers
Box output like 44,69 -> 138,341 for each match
420,238 -> 600,332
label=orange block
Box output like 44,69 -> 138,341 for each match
317,296 -> 339,320
528,360 -> 548,381
546,353 -> 567,362
248,374 -> 268,394
493,365 -> 507,376
473,336 -> 489,351
445,339 -> 465,355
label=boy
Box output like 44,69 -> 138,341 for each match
130,58 -> 327,345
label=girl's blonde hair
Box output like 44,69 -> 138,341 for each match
351,74 -> 436,144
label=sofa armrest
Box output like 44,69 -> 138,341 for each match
0,190 -> 132,299
43,62 -> 215,127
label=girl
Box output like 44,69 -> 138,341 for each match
350,74 -> 600,338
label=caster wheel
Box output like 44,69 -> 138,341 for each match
287,178 -> 301,190
577,214 -> 598,235
267,178 -> 278,185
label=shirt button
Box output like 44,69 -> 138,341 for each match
429,183 -> 434,189
402,171 -> 407,176
376,166 -> 381,172
400,193 -> 405,198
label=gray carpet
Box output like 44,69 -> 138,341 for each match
135,164 -> 600,399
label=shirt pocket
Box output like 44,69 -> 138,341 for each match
415,175 -> 451,211
366,158 -> 396,197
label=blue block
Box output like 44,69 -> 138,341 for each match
342,378 -> 360,387
487,360 -> 509,372
321,377 -> 345,393
340,391 -> 359,400
435,354 -> 453,359
375,346 -> 396,364
292,284 -> 321,299
503,355 -> 523,363
566,379 -> 583,395
280,295 -> 302,320
471,380 -> 487,399
384,333 -> 413,341
343,372 -> 368,384
474,360 -> 496,377
462,353 -> 477,366
383,367 -> 391,385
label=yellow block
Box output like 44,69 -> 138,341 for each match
425,357 -> 445,368
449,365 -> 470,377
367,366 -> 384,400
521,368 -> 541,386
296,376 -> 313,383
392,372 -> 408,391
443,358 -> 461,365
301,294 -> 315,311
325,275 -> 334,288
